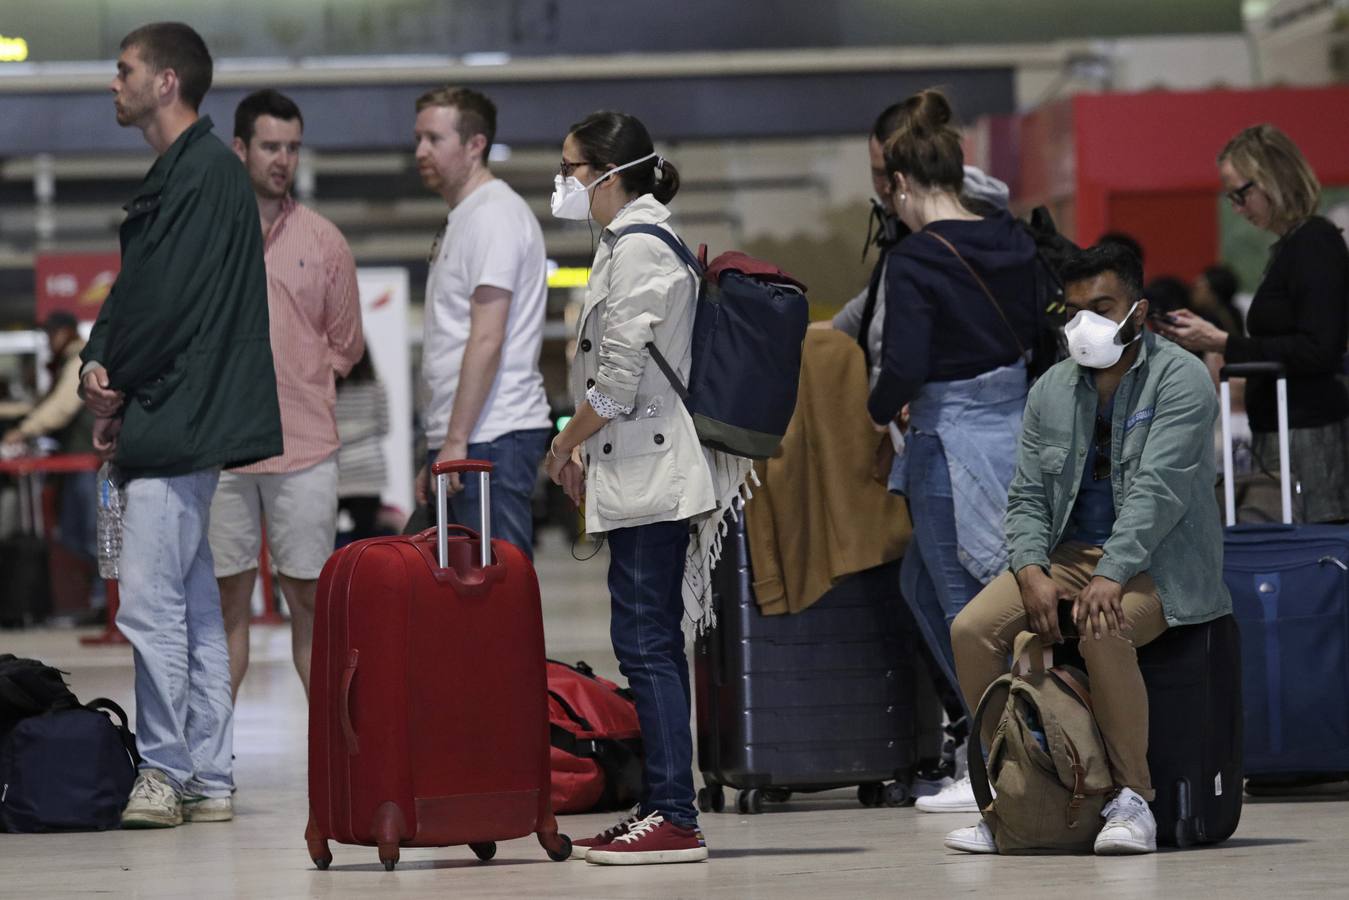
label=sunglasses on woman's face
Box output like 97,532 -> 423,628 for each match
1226,180 -> 1257,208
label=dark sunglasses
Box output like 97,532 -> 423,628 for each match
1225,180 -> 1257,207
559,158 -> 587,178
1093,415 -> 1112,481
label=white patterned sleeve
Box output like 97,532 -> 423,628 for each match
587,384 -> 633,419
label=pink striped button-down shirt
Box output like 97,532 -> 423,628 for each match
235,197 -> 364,474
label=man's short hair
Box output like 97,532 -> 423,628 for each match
1061,242 -> 1145,303
120,22 -> 213,112
415,87 -> 497,161
235,89 -> 304,144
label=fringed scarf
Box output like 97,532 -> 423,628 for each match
682,450 -> 757,635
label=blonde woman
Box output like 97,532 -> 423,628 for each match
1163,124 -> 1349,523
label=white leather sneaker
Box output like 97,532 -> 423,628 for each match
944,820 -> 997,854
916,774 -> 988,813
1094,788 -> 1157,855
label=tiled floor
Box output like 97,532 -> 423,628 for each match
3,535 -> 1346,898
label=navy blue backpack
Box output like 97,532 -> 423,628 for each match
617,225 -> 809,460
0,655 -> 139,833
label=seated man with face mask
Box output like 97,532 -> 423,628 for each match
942,242 -> 1231,856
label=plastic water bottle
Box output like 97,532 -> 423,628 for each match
96,463 -> 125,580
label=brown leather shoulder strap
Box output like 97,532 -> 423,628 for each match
924,230 -> 1028,360
1048,666 -> 1094,715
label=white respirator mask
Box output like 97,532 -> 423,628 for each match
550,152 -> 660,221
1063,301 -> 1142,369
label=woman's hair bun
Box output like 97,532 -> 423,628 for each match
908,89 -> 952,130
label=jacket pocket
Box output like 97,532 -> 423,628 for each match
1038,444 -> 1070,509
592,418 -> 683,521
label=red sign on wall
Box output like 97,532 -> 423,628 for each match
34,252 -> 120,323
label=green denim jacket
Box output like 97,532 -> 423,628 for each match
1005,331 -> 1231,626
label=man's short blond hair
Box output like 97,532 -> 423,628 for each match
415,87 -> 496,162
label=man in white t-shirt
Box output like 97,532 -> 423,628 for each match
413,86 -> 552,557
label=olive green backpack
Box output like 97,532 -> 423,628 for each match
968,646 -> 1115,854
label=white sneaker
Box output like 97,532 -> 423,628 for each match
944,820 -> 997,854
121,769 -> 182,829
182,794 -> 234,823
916,775 -> 988,813
1094,788 -> 1157,855
912,775 -> 955,799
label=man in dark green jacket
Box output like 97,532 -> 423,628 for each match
79,22 -> 281,830
942,242 -> 1230,857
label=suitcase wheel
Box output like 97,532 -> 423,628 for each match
382,859 -> 396,872
697,785 -> 726,814
544,834 -> 573,862
312,855 -> 331,871
883,781 -> 912,808
736,789 -> 765,815
858,783 -> 885,808
469,841 -> 497,862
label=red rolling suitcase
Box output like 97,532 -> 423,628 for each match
305,460 -> 571,870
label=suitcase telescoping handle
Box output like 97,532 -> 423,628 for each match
1219,362 -> 1292,526
430,459 -> 493,570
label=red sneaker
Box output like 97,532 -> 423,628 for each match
570,807 -> 641,860
585,812 -> 709,865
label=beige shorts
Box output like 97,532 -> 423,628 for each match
208,455 -> 339,580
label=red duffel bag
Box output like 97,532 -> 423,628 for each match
547,660 -> 644,815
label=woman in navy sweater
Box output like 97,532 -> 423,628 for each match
867,89 -> 1041,813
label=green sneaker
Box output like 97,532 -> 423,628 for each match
122,769 -> 183,829
182,794 -> 234,823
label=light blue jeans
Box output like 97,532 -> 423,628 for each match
117,469 -> 233,798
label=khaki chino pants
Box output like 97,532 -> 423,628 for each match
951,542 -> 1168,799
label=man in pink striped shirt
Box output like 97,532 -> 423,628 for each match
208,89 -> 364,700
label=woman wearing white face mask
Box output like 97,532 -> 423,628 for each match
544,111 -> 717,865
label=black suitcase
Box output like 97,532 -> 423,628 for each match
0,534 -> 52,629
694,511 -> 937,815
1058,614 -> 1243,847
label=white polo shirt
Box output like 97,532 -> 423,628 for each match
421,178 -> 552,446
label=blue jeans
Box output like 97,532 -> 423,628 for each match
116,470 -> 233,798
426,428 -> 550,560
608,520 -> 698,828
899,432 -> 985,716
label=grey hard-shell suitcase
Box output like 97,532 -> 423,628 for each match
694,510 -> 939,814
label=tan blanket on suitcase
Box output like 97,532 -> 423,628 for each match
746,329 -> 911,615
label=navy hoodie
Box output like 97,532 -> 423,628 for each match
868,210 -> 1040,424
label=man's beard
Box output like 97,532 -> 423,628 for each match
114,90 -> 153,128
253,178 -> 291,201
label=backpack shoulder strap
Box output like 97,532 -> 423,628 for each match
616,224 -> 704,274
614,225 -> 698,404
967,674 -> 1013,813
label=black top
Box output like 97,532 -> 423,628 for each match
868,211 -> 1039,424
1225,216 -> 1349,432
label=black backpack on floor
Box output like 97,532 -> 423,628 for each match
0,654 -> 79,734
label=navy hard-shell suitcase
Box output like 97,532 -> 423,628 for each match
1220,363 -> 1349,776
694,510 -> 939,814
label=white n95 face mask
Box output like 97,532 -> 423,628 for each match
549,152 -> 660,221
1064,301 -> 1141,369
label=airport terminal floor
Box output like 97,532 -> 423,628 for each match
2,533 -> 1346,900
